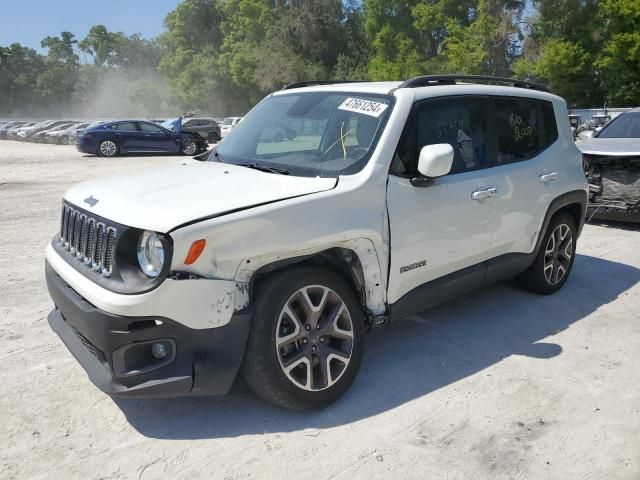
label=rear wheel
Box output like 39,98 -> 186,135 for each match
207,132 -> 220,143
242,267 -> 364,410
517,213 -> 576,294
98,140 -> 118,157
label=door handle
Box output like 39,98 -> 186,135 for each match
471,187 -> 498,200
539,172 -> 559,183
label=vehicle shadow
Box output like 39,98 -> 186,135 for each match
114,254 -> 639,439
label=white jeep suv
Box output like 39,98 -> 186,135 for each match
46,75 -> 588,410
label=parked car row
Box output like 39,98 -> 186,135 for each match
0,116 -> 243,158
0,120 -> 96,144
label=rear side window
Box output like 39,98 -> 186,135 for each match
494,97 -> 557,164
115,122 -> 138,131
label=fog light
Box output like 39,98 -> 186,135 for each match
151,342 -> 167,359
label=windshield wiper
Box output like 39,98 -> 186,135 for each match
240,163 -> 290,175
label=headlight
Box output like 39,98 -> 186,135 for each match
137,231 -> 165,278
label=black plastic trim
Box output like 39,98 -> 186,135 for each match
46,261 -> 252,398
283,80 -> 368,90
397,75 -> 549,92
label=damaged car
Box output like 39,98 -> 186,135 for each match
46,76 -> 587,410
76,119 -> 207,157
578,107 -> 640,223
180,117 -> 222,143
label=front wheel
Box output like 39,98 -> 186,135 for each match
181,139 -> 198,155
242,267 -> 364,410
517,213 -> 577,294
98,140 -> 119,157
207,132 -> 220,143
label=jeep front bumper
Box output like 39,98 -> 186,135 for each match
45,261 -> 251,397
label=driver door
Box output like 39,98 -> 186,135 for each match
386,96 -> 499,308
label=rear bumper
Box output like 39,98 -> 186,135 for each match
46,262 -> 251,397
76,136 -> 98,154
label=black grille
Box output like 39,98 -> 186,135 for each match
59,204 -> 117,276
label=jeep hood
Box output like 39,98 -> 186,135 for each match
64,161 -> 337,232
577,137 -> 640,156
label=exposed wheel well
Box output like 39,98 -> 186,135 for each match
249,248 -> 368,319
554,202 -> 584,232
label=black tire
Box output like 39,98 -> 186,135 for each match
274,131 -> 285,142
242,267 -> 365,411
98,140 -> 119,157
517,213 -> 577,295
207,132 -> 220,143
181,139 -> 198,155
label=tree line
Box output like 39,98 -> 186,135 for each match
1,0 -> 638,117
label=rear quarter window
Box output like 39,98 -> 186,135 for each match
493,97 -> 558,164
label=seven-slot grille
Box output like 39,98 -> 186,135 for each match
59,204 -> 117,276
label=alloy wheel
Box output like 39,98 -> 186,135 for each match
99,141 -> 117,157
183,141 -> 197,155
275,285 -> 354,391
543,223 -> 573,285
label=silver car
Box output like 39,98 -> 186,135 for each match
578,107 -> 640,222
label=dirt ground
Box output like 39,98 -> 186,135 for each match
1,140 -> 639,480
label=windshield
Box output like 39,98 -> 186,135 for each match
222,118 -> 235,125
597,112 -> 640,138
214,92 -> 393,177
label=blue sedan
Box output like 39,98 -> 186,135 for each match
76,119 -> 207,157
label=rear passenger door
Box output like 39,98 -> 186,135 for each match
482,96 -> 560,259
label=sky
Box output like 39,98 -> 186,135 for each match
0,0 -> 180,52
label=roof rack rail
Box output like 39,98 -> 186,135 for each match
397,75 -> 549,92
283,80 -> 366,90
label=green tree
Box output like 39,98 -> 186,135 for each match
514,0 -> 604,106
158,0 -> 228,112
594,0 -> 640,105
0,43 -> 45,114
36,31 -> 79,108
78,25 -> 118,66
364,0 -> 422,79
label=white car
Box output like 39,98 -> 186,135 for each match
577,107 -> 640,222
46,122 -> 91,144
45,76 -> 587,410
220,116 -> 242,137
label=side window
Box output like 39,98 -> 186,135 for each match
138,122 -> 163,133
115,122 -> 138,131
493,97 -> 556,164
417,98 -> 489,175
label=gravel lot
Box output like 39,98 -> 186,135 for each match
1,140 -> 639,480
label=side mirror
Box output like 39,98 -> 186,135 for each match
411,144 -> 454,187
578,130 -> 594,140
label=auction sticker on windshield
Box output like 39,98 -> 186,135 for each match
338,98 -> 389,118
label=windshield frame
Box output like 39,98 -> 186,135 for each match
212,91 -> 396,178
595,111 -> 640,139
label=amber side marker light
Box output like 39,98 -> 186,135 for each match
184,239 -> 206,265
